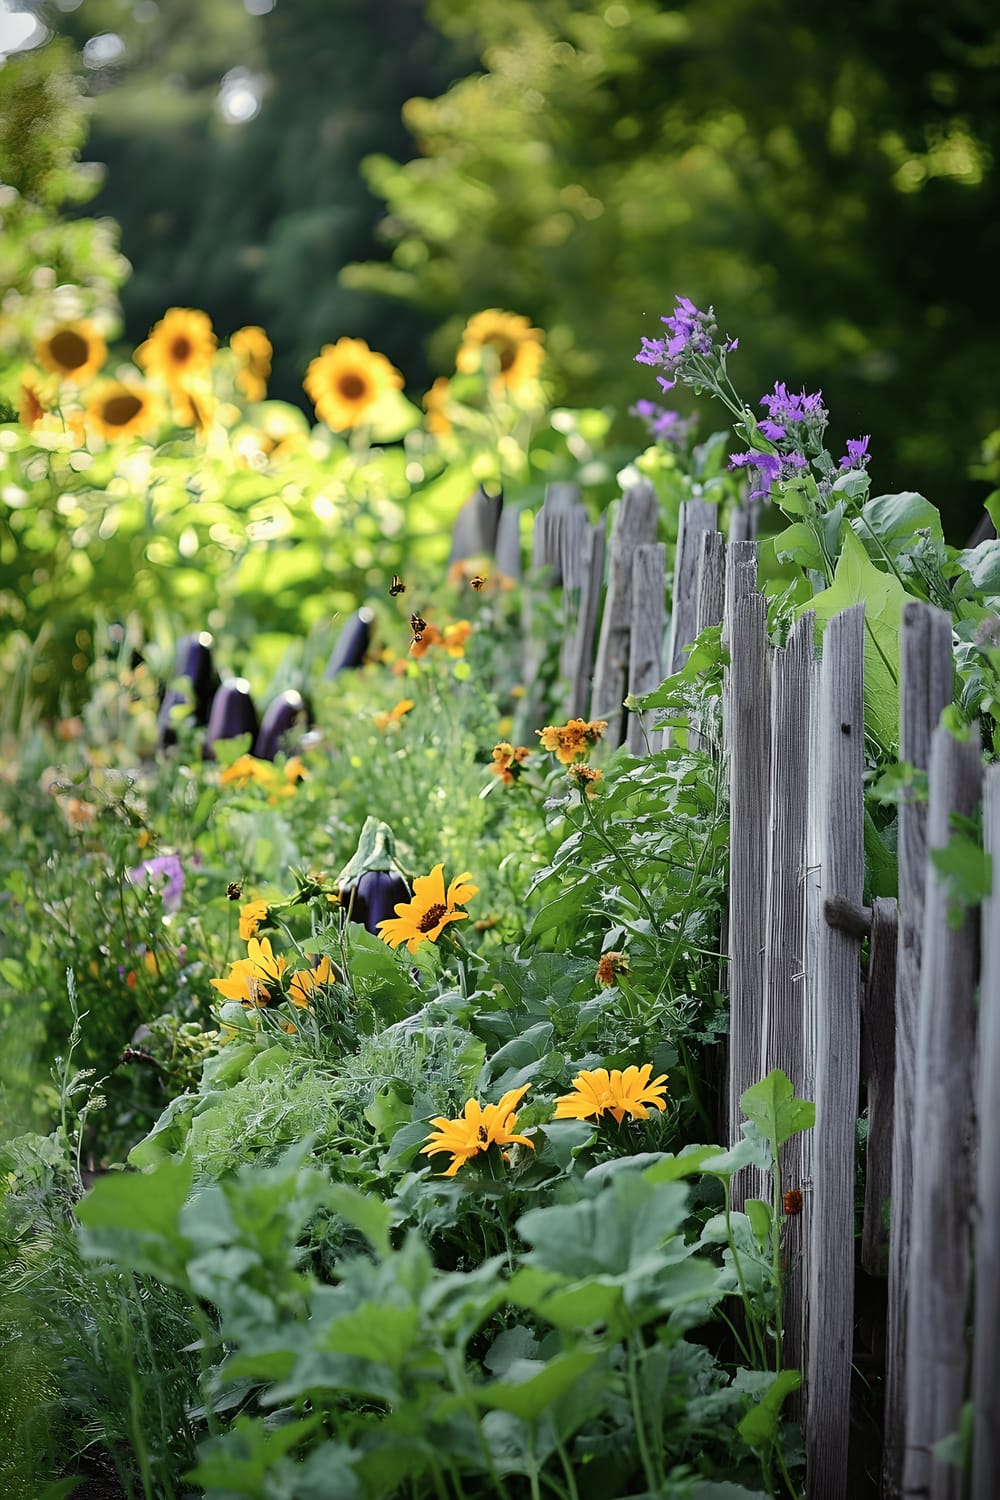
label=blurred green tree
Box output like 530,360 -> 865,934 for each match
344,0 -> 1000,535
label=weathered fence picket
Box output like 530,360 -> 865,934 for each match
884,603 -> 954,1497
902,723 -> 982,1500
564,520 -> 606,720
448,484 -> 504,564
625,544 -> 667,755
667,500 -> 718,675
860,897 -> 898,1277
972,764 -> 1000,1499
805,602 -> 865,1500
590,480 -> 658,746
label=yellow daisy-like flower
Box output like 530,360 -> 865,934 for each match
230,325 -> 272,403
455,309 -> 544,394
421,1084 -> 535,1177
210,936 -> 287,1008
377,863 -> 478,955
423,375 -> 453,436
136,308 -> 217,387
35,320 -> 107,384
288,954 -> 334,1009
554,1064 -> 668,1126
373,698 -> 414,733
238,898 -> 269,942
219,754 -> 279,790
85,379 -> 160,441
171,381 -> 217,433
303,337 -> 403,432
536,717 -> 608,765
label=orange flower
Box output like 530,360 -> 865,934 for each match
536,718 -> 608,764
409,623 -> 442,660
421,1084 -> 534,1177
554,1065 -> 667,1125
373,699 -> 415,732
18,369 -> 46,427
490,741 -> 531,785
230,325 -> 272,403
423,375 -> 452,436
595,950 -> 630,988
568,763 -> 603,798
442,620 -> 473,658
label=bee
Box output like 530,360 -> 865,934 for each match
389,575 -> 406,597
469,575 -> 486,592
409,613 -> 427,636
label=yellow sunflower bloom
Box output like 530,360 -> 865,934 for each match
18,369 -> 46,427
238,898 -> 269,942
85,379 -> 160,441
455,309 -> 544,394
421,1084 -> 535,1177
553,1064 -> 668,1126
35,320 -> 107,384
210,936 -> 287,1008
303,337 -> 403,431
171,381 -> 218,433
231,325 -> 272,402
377,863 -> 478,955
288,953 -> 334,1009
136,307 -> 217,387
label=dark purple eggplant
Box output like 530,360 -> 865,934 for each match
253,689 -> 310,761
341,869 -> 409,936
324,607 -> 374,678
203,678 -> 259,761
157,632 -> 219,748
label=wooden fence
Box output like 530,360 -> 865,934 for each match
467,480 -> 996,1500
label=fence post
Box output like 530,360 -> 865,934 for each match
557,501 -> 592,695
902,723 -> 981,1500
972,764 -> 1000,1499
761,611 -> 815,1375
724,571 -> 770,1196
449,484 -> 504,564
805,602 -> 865,1500
667,499 -> 718,675
590,480 -> 658,746
686,529 -> 728,757
884,603 -> 954,1497
860,897 -> 898,1277
625,544 -> 667,755
563,520 -> 607,721
494,504 -> 524,581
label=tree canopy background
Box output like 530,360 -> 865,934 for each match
7,0 -> 1000,535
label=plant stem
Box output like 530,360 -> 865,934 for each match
578,792 -> 660,931
626,1335 -> 659,1493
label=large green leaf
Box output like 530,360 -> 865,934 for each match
852,491 -> 943,558
799,525 -> 909,748
740,1070 -> 815,1150
75,1156 -> 194,1288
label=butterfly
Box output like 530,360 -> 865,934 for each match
389,575 -> 406,596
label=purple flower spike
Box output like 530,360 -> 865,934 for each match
128,854 -> 185,914
839,435 -> 871,469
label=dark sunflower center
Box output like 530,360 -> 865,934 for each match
337,372 -> 368,400
102,392 -> 143,427
418,902 -> 448,933
50,329 -> 90,370
492,338 -> 517,373
170,335 -> 193,363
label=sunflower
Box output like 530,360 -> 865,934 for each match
230,325 -> 272,403
171,381 -> 217,433
136,308 -> 217,386
421,1084 -> 535,1177
377,863 -> 478,955
85,379 -> 160,441
288,954 -> 335,1008
455,309 -> 544,393
210,936 -> 287,1007
554,1064 -> 668,1125
35,320 -> 107,384
17,369 -> 46,427
303,337 -> 403,431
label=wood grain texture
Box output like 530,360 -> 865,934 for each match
799,651 -> 823,1425
696,528 -> 727,636
805,603 -> 865,1500
902,723 -> 981,1500
564,520 -> 607,720
884,603 -> 954,1497
494,504 -> 523,581
626,544 -> 667,755
667,500 -> 718,674
722,540 -> 759,762
972,764 -> 1000,1500
448,484 -> 503,563
725,589 -> 771,1200
589,480 -> 659,746
557,503 -> 591,691
761,612 -> 815,1373
861,897 -> 898,1277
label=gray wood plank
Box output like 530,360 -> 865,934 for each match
589,480 -> 659,746
902,723 -> 981,1500
884,603 -> 954,1497
861,896 -> 898,1277
625,544 -> 667,755
565,520 -> 607,721
667,499 -> 718,674
805,603 -> 865,1500
972,764 -> 1000,1500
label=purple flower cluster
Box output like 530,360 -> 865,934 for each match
635,296 -> 737,393
128,854 -> 185,914
757,381 -> 828,449
629,399 -> 697,447
728,449 -> 808,502
838,435 -> 871,470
